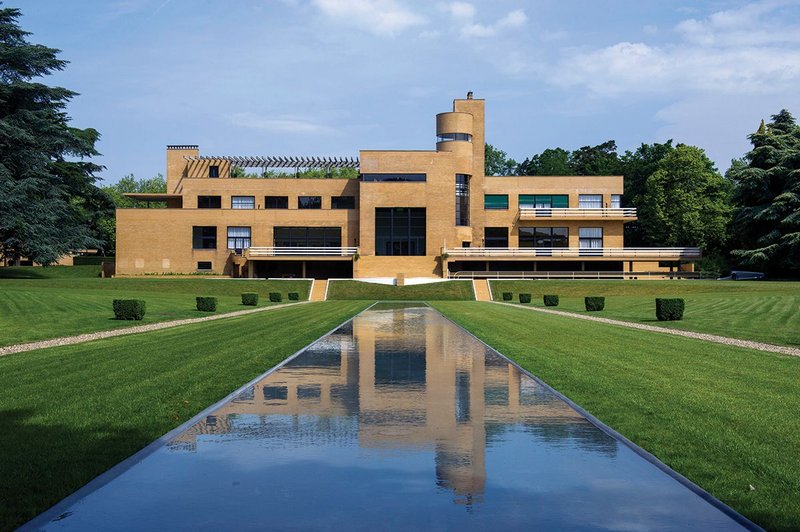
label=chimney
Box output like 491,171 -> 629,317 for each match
467,91 -> 473,99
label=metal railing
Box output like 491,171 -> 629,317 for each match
245,247 -> 358,257
444,247 -> 701,259
518,207 -> 637,219
449,270 -> 706,280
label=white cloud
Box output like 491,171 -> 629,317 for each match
441,1 -> 475,20
310,0 -> 426,36
228,113 -> 334,135
459,7 -> 527,39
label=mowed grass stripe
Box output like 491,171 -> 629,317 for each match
0,301 -> 369,531
432,301 -> 800,531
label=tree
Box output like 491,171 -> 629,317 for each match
568,140 -> 621,176
484,143 -> 517,176
0,6 -> 110,265
517,148 -> 573,175
639,145 -> 732,252
728,110 -> 800,275
100,174 -> 167,253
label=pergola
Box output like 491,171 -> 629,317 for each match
184,155 -> 360,177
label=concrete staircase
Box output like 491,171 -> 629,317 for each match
309,279 -> 328,302
472,279 -> 492,302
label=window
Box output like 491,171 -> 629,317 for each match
579,227 -> 603,248
519,227 -> 568,248
265,196 -> 289,209
298,196 -> 322,209
361,173 -> 426,182
519,195 -> 569,208
197,261 -> 212,271
579,194 -> 603,208
331,196 -> 356,209
484,227 -> 508,248
232,196 -> 255,209
209,165 -> 219,178
437,132 -> 472,142
375,208 -> 426,256
462,241 -> 471,248
192,226 -> 217,249
611,194 -> 622,208
274,227 -> 341,247
484,194 -> 509,210
456,174 -> 470,226
227,226 -> 251,252
197,195 -> 221,209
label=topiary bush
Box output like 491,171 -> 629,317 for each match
113,299 -> 146,320
241,292 -> 258,306
288,292 -> 300,301
585,296 -> 605,311
269,292 -> 282,303
656,298 -> 685,321
519,293 -> 531,304
196,296 -> 217,312
502,292 -> 513,301
543,295 -> 559,307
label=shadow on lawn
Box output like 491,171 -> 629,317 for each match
0,408 -> 155,531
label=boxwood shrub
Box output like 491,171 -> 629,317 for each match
269,292 -> 282,303
113,299 -> 146,320
288,292 -> 300,301
519,293 -> 531,304
585,296 -> 605,311
656,298 -> 685,321
196,296 -> 217,312
241,292 -> 259,306
543,295 -> 559,307
502,292 -> 513,301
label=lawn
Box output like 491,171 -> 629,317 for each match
432,301 -> 800,531
0,267 -> 312,346
327,280 -> 474,300
0,300 -> 369,531
490,280 -> 800,347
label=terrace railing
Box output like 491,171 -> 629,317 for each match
449,270 -> 706,280
518,207 -> 637,220
245,247 -> 358,257
444,247 -> 701,259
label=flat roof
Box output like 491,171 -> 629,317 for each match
123,193 -> 182,201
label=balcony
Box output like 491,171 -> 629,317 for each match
444,247 -> 701,260
244,247 -> 358,259
518,207 -> 637,221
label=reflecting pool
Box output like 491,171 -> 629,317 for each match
33,303 -> 750,531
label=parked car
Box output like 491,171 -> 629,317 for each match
718,271 -> 766,281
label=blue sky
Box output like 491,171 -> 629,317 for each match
13,0 -> 800,184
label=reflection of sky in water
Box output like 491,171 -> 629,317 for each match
37,306 -> 747,531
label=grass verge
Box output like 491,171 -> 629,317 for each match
431,301 -> 800,531
327,280 -> 474,300
0,301 -> 369,530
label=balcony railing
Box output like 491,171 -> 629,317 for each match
444,247 -> 701,259
245,247 -> 358,257
518,207 -> 637,220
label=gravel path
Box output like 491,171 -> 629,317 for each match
493,301 -> 800,357
0,301 -> 310,358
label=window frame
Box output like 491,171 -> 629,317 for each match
226,226 -> 252,252
298,196 -> 322,209
197,195 -> 222,209
208,165 -> 220,178
578,194 -> 603,209
265,196 -> 289,209
484,227 -> 509,248
231,196 -> 255,209
484,194 -> 509,210
375,207 -> 426,256
579,227 -> 603,249
196,261 -> 213,271
192,226 -> 217,250
519,227 -> 569,248
331,196 -> 356,209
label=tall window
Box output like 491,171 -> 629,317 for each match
579,194 -> 603,208
375,208 -> 426,256
579,227 -> 603,248
332,196 -> 356,209
274,227 -> 341,247
265,196 -> 288,209
232,196 -> 255,209
484,194 -> 508,210
298,196 -> 322,209
197,195 -> 221,209
519,195 -> 569,208
520,227 -> 568,248
192,226 -> 217,249
455,174 -> 470,226
611,194 -> 622,208
484,227 -> 508,248
227,226 -> 251,252
209,165 -> 219,178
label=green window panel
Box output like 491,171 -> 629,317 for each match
484,194 -> 509,210
519,195 -> 569,208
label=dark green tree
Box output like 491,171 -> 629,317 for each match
728,110 -> 800,275
484,143 -> 517,176
517,148 -> 573,175
0,6 -> 110,265
568,140 -> 621,176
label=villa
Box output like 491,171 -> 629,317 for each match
116,94 -> 700,279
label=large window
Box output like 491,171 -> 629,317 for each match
361,173 -> 426,182
519,194 -> 569,208
484,227 -> 508,248
437,133 -> 472,142
375,208 -> 426,256
579,227 -> 603,248
192,226 -> 217,249
484,194 -> 508,210
519,227 -> 568,248
298,196 -> 322,209
332,196 -> 356,209
232,196 -> 255,209
265,196 -> 288,209
227,226 -> 251,252
197,195 -> 221,209
274,227 -> 341,247
456,174 -> 470,226
579,194 -> 603,208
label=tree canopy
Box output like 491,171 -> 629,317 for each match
484,143 -> 517,176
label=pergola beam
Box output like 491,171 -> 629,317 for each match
185,155 -> 360,169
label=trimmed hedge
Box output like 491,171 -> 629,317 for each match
502,292 -> 513,301
241,293 -> 259,306
543,295 -> 559,307
269,292 -> 282,303
585,296 -> 605,311
288,292 -> 300,301
112,299 -> 146,320
196,297 -> 217,312
656,298 -> 685,321
519,293 -> 531,304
